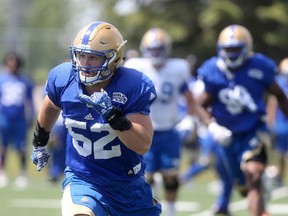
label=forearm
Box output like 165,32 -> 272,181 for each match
33,96 -> 61,147
277,94 -> 288,118
196,105 -> 213,126
198,92 -> 214,126
184,90 -> 197,116
78,90 -> 153,154
114,115 -> 153,155
37,95 -> 61,131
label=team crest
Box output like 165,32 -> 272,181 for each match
80,196 -> 90,203
112,92 -> 127,104
248,69 -> 263,80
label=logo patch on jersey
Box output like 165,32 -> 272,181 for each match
149,92 -> 156,101
84,113 -> 94,120
127,162 -> 141,175
80,196 -> 90,203
249,137 -> 258,147
248,69 -> 263,80
112,92 -> 127,104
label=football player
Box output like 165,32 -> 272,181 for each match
266,57 -> 288,187
124,28 -> 197,216
197,24 -> 288,216
47,113 -> 67,183
0,52 -> 35,189
178,55 -> 235,216
31,21 -> 161,216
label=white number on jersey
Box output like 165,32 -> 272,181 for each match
65,118 -> 121,159
219,85 -> 257,115
158,82 -> 173,104
1,82 -> 26,106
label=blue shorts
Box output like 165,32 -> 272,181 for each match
49,125 -> 67,179
220,127 -> 267,185
272,121 -> 288,154
62,168 -> 162,216
144,129 -> 181,173
0,117 -> 27,151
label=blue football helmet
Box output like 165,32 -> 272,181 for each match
217,24 -> 253,70
70,21 -> 127,86
140,28 -> 171,67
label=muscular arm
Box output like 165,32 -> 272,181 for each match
37,95 -> 61,132
266,94 -> 277,128
114,113 -> 153,155
197,91 -> 214,126
31,95 -> 60,170
183,89 -> 197,116
267,81 -> 288,117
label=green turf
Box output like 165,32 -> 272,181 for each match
0,146 -> 287,216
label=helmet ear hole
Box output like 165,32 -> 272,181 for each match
70,21 -> 126,86
114,57 -> 121,65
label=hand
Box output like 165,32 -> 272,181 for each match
31,146 -> 50,171
79,89 -> 132,131
208,122 -> 232,146
79,89 -> 113,119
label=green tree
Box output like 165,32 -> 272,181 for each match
99,0 -> 288,66
1,0 -> 288,83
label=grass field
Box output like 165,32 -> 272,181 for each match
1,146 -> 287,216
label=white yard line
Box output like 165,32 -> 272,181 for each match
187,186 -> 288,216
9,198 -> 61,208
8,186 -> 288,215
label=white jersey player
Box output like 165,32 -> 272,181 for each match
125,28 -> 197,216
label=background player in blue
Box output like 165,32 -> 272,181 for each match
177,54 -> 235,216
125,28 -> 197,216
30,21 -> 161,216
0,52 -> 35,189
47,113 -> 67,183
266,57 -> 288,187
197,24 -> 288,216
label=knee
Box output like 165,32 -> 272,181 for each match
237,185 -> 248,197
245,171 -> 263,189
163,176 -> 179,192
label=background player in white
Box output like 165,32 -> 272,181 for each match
198,24 -> 288,216
125,28 -> 197,216
31,21 -> 161,216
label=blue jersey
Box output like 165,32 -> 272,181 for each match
0,71 -> 34,120
271,74 -> 288,153
274,74 -> 288,121
46,62 -> 157,186
198,53 -> 276,132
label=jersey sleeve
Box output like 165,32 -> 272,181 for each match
179,59 -> 191,94
257,54 -> 277,87
45,62 -> 72,107
126,74 -> 157,115
197,59 -> 216,94
116,67 -> 157,116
